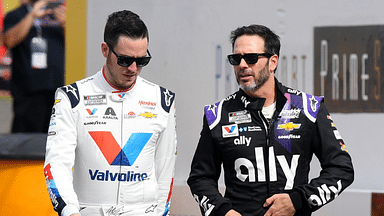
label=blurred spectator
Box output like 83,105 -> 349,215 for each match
3,0 -> 66,133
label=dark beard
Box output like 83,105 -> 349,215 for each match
237,63 -> 270,91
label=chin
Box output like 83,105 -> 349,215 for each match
240,82 -> 257,91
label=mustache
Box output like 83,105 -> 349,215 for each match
237,69 -> 253,76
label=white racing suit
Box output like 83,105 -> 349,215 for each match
44,70 -> 177,216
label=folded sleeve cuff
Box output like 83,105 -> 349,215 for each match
289,191 -> 303,211
216,203 -> 232,216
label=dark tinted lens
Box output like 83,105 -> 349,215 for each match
117,57 -> 135,67
228,54 -> 242,65
243,54 -> 259,64
135,57 -> 151,67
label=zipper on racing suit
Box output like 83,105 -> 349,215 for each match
258,110 -> 275,197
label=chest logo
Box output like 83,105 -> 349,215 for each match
222,124 -> 239,138
228,110 -> 251,124
277,122 -> 301,131
89,131 -> 153,166
84,94 -> 107,105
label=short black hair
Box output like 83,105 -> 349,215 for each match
230,24 -> 280,57
104,10 -> 149,48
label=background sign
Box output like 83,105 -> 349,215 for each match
314,25 -> 384,112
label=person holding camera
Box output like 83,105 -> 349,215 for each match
3,0 -> 66,133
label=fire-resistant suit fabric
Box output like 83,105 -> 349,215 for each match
44,70 -> 177,216
187,78 -> 353,216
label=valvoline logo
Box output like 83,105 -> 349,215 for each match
86,108 -> 97,115
89,131 -> 153,166
225,126 -> 236,133
222,124 -> 239,138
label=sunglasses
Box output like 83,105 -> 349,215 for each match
107,43 -> 151,67
227,53 -> 272,65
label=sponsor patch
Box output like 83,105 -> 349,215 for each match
140,112 -> 157,119
248,126 -> 262,132
277,134 -> 301,139
124,111 -> 136,119
234,136 -> 252,146
277,122 -> 301,131
333,130 -> 343,140
103,107 -> 118,120
51,108 -> 56,118
139,100 -> 157,110
86,108 -> 98,118
287,88 -> 302,95
84,94 -> 107,105
89,131 -> 152,166
279,108 -> 301,119
229,110 -> 251,124
48,131 -> 57,136
222,124 -> 239,138
340,142 -> 348,152
84,121 -> 106,126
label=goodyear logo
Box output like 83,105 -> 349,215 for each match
140,112 -> 157,119
277,122 -> 301,131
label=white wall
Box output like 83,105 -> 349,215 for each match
86,0 -> 384,214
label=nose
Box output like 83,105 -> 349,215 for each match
238,57 -> 248,68
127,61 -> 138,71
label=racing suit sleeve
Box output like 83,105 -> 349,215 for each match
44,89 -> 80,216
187,115 -> 232,216
155,99 -> 177,216
289,101 -> 354,214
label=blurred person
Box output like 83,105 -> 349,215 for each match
187,24 -> 354,216
44,10 -> 177,216
3,0 -> 66,133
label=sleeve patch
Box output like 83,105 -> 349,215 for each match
160,87 -> 175,113
204,101 -> 221,127
60,83 -> 80,108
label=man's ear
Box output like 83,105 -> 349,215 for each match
101,42 -> 109,58
269,54 -> 278,72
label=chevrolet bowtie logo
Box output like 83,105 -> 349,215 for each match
140,112 -> 157,119
277,122 -> 301,131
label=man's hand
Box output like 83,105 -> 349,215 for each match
52,3 -> 66,27
225,209 -> 242,216
32,0 -> 51,19
263,194 -> 296,216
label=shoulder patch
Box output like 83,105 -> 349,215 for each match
284,92 -> 323,123
160,87 -> 175,113
204,101 -> 223,129
60,83 -> 80,108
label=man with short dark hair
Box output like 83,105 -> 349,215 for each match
44,10 -> 177,216
188,24 -> 353,216
4,0 -> 66,133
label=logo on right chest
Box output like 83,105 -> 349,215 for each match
222,124 -> 239,138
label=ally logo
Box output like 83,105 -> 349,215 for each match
89,131 -> 152,166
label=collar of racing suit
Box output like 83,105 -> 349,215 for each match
237,77 -> 287,120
